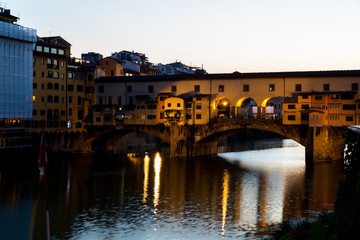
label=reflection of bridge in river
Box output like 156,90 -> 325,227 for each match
89,118 -> 346,163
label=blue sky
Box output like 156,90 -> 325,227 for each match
6,0 -> 360,73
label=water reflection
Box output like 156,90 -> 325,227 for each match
143,153 -> 150,204
153,152 -> 162,215
0,139 -> 344,239
221,169 -> 230,235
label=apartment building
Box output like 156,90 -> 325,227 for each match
283,91 -> 359,126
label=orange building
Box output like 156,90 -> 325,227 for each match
98,57 -> 124,77
283,91 -> 358,126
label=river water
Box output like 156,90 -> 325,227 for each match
0,138 -> 343,240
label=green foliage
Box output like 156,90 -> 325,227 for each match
328,130 -> 360,239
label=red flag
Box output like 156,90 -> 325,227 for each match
38,128 -> 47,182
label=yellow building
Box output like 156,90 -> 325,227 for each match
67,58 -> 100,131
32,36 -> 101,132
32,36 -> 70,131
283,91 -> 358,126
163,94 -> 210,126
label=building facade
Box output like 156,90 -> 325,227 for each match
95,71 -> 360,126
0,8 -> 37,125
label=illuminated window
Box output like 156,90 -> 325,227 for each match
269,84 -> 275,91
36,46 -> 42,52
51,48 -> 57,54
218,85 -> 224,92
58,49 -> 64,55
33,96 -> 36,102
44,47 -> 49,53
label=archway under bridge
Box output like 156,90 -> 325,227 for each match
210,97 -> 231,119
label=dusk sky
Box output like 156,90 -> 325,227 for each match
7,0 -> 360,73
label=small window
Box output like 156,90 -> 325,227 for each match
196,104 -> 202,110
47,95 -> 53,103
47,83 -> 53,89
323,83 -> 330,91
51,48 -> 57,54
243,84 -> 249,92
171,85 -> 177,92
167,103 -> 171,107
78,96 -> 82,105
351,83 -> 358,91
295,84 -> 302,92
69,108 -> 72,116
54,96 -> 59,103
58,49 -> 64,55
288,115 -> 296,121
36,46 -> 42,52
196,114 -> 202,119
69,96 -> 72,103
77,85 -> 83,92
301,104 -> 309,109
346,116 -> 354,122
312,115 -> 319,120
177,103 -> 181,107
218,85 -> 224,92
33,83 -> 37,89
269,84 -> 275,91
288,104 -> 296,109
44,47 -> 50,53
315,96 -> 322,100
68,85 -> 74,91
194,85 -> 200,92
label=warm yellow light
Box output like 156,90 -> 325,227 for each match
33,96 -> 36,102
221,169 -> 230,235
153,152 -> 162,215
223,101 -> 228,106
143,153 -> 150,205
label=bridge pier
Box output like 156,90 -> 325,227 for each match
169,124 -> 218,158
306,126 -> 345,163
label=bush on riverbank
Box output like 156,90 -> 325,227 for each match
268,129 -> 360,240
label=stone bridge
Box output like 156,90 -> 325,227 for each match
88,119 -> 346,163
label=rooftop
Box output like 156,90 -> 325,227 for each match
96,69 -> 360,83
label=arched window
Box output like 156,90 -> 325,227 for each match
54,83 -> 59,90
54,71 -> 59,79
47,83 -> 53,89
54,96 -> 59,103
47,95 -> 53,103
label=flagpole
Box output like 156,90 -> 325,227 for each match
44,148 -> 50,240
40,120 -> 50,240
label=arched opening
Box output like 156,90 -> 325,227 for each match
235,97 -> 258,118
210,97 -> 231,118
261,96 -> 283,119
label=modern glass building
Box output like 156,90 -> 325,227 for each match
0,8 -> 37,121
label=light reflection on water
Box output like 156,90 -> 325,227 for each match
0,139 -> 343,240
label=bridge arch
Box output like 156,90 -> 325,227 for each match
260,96 -> 283,118
210,97 -> 231,118
235,97 -> 258,118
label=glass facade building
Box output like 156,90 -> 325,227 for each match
0,21 -> 37,120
